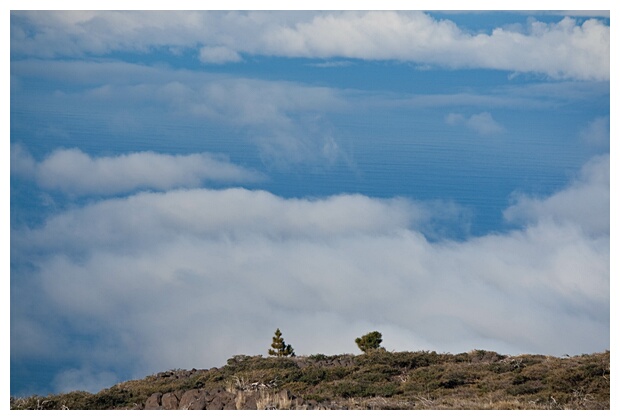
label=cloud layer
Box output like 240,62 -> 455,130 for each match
10,59 -> 348,166
11,11 -> 610,80
11,145 -> 264,195
11,155 -> 609,393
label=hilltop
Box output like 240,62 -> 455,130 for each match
10,349 -> 610,410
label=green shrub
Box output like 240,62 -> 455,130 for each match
355,331 -> 383,353
307,354 -> 328,362
333,381 -> 372,398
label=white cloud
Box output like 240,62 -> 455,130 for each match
10,189 -> 450,257
504,154 -> 609,237
445,112 -> 504,136
309,60 -> 354,68
199,46 -> 243,64
432,11 -> 610,19
10,145 -> 264,196
465,112 -> 504,135
579,116 -> 610,147
11,156 -> 609,392
10,60 -> 345,128
11,11 -> 610,80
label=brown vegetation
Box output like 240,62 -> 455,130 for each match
10,349 -> 609,410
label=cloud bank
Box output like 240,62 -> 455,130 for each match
11,145 -> 264,195
11,155 -> 609,394
11,11 -> 610,80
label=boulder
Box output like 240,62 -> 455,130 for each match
144,392 -> 162,410
161,392 -> 180,409
179,389 -> 208,410
205,389 -> 236,409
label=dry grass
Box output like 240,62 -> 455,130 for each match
10,349 -> 610,410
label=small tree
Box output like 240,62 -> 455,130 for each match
268,328 -> 295,357
355,331 -> 383,353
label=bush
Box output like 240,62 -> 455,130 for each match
355,331 -> 383,353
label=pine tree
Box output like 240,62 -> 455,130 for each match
268,328 -> 295,357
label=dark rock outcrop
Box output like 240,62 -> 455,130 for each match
205,389 -> 236,410
178,389 -> 208,410
144,392 -> 162,410
144,388 -> 239,410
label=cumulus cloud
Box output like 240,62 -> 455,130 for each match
504,154 -> 609,237
466,112 -> 505,135
445,112 -> 504,136
11,145 -> 264,195
11,155 -> 609,393
11,11 -> 609,80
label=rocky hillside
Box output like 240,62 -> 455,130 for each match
10,350 -> 610,410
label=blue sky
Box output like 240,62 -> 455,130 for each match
8,6 -> 611,396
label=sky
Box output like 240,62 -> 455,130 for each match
7,5 -> 612,397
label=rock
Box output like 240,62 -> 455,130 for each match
205,389 -> 236,409
179,389 -> 208,410
144,392 -> 162,410
161,392 -> 180,409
